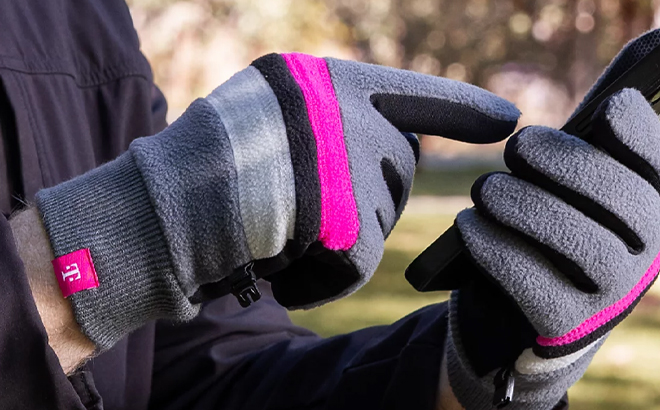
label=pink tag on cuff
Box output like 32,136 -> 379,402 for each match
52,248 -> 99,298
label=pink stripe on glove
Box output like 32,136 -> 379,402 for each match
282,53 -> 359,251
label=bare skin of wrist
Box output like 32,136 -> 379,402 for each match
437,352 -> 465,410
10,207 -> 95,375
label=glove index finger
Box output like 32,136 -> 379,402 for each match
325,58 -> 520,143
370,90 -> 519,144
592,88 -> 660,194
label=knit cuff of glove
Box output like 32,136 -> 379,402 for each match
445,292 -> 600,410
36,151 -> 198,351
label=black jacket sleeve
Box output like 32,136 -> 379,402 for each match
149,282 -> 449,410
0,215 -> 88,409
149,281 -> 571,410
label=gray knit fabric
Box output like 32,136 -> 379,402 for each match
446,293 -> 604,410
36,152 -> 198,349
37,99 -> 249,348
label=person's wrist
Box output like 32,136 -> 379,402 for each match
35,151 -> 197,350
438,351 -> 465,410
10,208 -> 95,374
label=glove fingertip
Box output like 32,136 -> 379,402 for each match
485,93 -> 521,123
469,93 -> 520,143
470,171 -> 507,215
454,87 -> 521,143
438,78 -> 521,124
591,87 -> 660,193
594,87 -> 647,119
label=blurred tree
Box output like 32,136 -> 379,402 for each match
329,0 -> 656,102
126,0 -> 353,117
126,0 -> 660,152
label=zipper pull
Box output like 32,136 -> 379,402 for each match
230,262 -> 261,308
492,365 -> 515,408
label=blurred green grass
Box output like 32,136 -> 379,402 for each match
289,168 -> 660,409
410,165 -> 505,197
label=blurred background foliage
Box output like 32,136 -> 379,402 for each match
126,0 -> 660,408
128,0 -> 660,160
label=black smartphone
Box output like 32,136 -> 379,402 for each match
406,41 -> 660,292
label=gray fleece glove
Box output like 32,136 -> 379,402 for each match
443,29 -> 660,410
35,52 -> 519,350
448,89 -> 660,409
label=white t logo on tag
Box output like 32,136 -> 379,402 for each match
61,263 -> 82,283
52,249 -> 99,298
